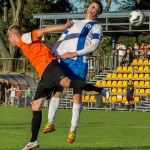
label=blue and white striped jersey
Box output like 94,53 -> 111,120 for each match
52,19 -> 103,63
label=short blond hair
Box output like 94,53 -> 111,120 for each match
8,24 -> 22,34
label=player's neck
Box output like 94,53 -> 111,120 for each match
85,14 -> 95,21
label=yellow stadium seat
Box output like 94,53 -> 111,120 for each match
128,66 -> 133,72
128,73 -> 133,79
117,66 -> 122,72
139,66 -> 144,72
111,96 -> 117,103
123,74 -> 128,79
122,96 -> 127,102
101,80 -> 106,86
143,59 -> 149,64
144,74 -> 149,79
112,81 -> 117,86
117,88 -> 122,93
145,81 -> 150,87
133,66 -> 138,71
133,73 -> 138,79
144,66 -> 149,72
139,89 -> 145,94
117,73 -> 122,78
138,59 -> 143,64
132,59 -> 138,64
134,81 -> 139,86
139,81 -> 144,86
106,73 -> 112,78
108,88 -> 112,92
117,95 -> 122,102
90,95 -> 96,102
135,89 -> 139,94
84,95 -> 90,101
107,80 -> 112,86
122,66 -> 128,72
123,81 -> 127,86
117,81 -> 123,86
145,89 -> 150,94
139,73 -> 144,79
82,95 -> 85,101
123,88 -> 127,93
112,88 -> 117,93
134,96 -> 140,102
96,80 -> 101,86
102,96 -> 109,103
112,73 -> 117,78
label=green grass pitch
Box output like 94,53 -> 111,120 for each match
1,106 -> 150,150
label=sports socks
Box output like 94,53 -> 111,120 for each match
69,80 -> 103,93
30,111 -> 42,142
71,103 -> 81,132
48,97 -> 61,124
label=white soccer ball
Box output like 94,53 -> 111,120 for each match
129,10 -> 144,26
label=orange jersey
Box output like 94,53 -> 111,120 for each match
18,30 -> 57,77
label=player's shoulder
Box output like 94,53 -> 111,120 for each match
21,30 -> 37,44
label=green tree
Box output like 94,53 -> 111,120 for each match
0,0 -> 73,71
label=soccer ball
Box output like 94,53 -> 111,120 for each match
129,10 -> 144,26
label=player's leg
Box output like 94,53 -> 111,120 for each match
60,77 -> 106,95
22,97 -> 46,150
67,89 -> 82,144
43,86 -> 63,133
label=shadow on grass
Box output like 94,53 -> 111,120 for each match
9,146 -> 150,150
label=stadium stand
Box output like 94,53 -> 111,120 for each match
94,58 -> 150,111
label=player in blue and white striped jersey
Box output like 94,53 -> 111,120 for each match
43,0 -> 105,143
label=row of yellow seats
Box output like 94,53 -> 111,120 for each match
106,73 -> 150,79
132,59 -> 150,64
96,80 -> 150,87
110,88 -> 150,94
102,96 -> 140,103
116,66 -> 149,72
82,95 -> 96,102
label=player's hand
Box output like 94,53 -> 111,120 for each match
64,19 -> 74,29
61,52 -> 78,58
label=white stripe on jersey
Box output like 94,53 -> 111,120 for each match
52,20 -> 103,63
21,32 -> 32,44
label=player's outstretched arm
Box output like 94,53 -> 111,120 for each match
36,20 -> 73,38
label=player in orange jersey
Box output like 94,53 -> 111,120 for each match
7,21 -> 105,150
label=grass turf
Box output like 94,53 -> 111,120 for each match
0,106 -> 150,150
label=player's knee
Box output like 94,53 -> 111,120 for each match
32,103 -> 41,111
60,77 -> 70,88
73,94 -> 81,104
31,100 -> 43,111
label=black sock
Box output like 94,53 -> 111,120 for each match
69,80 -> 103,93
30,111 -> 42,142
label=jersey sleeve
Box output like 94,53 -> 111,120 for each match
21,30 -> 39,44
92,24 -> 103,40
77,24 -> 103,56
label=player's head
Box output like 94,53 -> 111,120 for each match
86,0 -> 103,18
7,24 -> 22,46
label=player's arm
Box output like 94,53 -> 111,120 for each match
61,24 -> 103,58
36,20 -> 73,38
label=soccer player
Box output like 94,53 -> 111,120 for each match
43,0 -> 104,144
7,20 -> 105,150
126,79 -> 135,111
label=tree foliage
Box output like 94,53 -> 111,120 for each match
0,0 -> 73,71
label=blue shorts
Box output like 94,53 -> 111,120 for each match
60,58 -> 88,81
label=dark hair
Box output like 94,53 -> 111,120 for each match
91,0 -> 103,14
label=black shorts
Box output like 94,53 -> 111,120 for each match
33,60 -> 66,100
